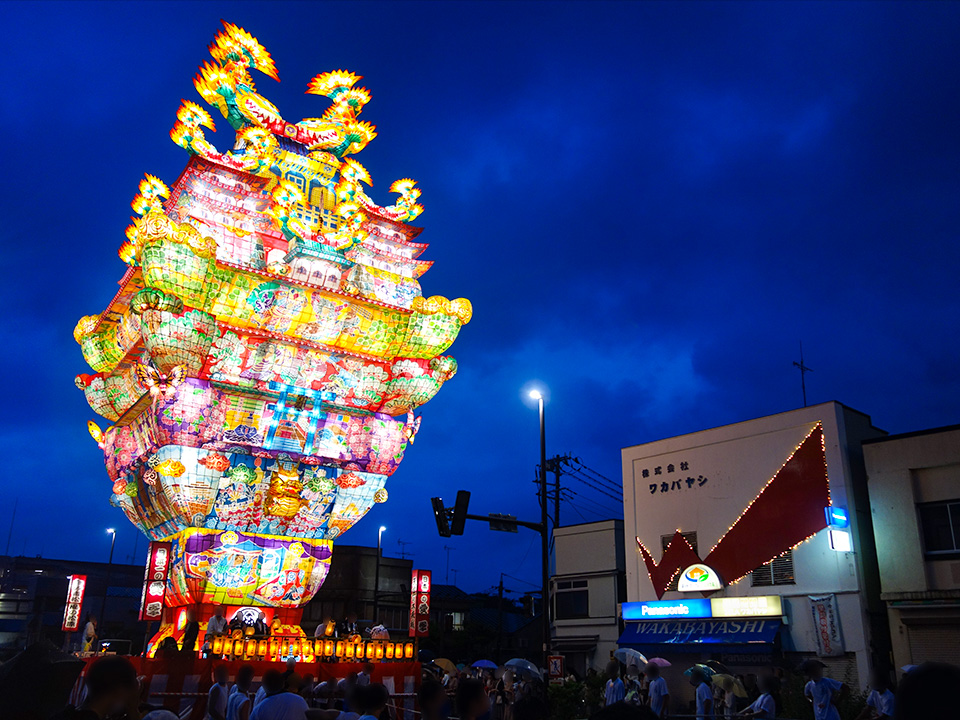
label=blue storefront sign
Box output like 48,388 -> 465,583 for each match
622,599 -> 712,621
618,618 -> 781,647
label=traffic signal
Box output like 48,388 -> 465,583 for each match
450,490 -> 471,535
431,497 -> 451,537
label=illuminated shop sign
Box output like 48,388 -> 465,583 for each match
623,599 -> 712,620
711,595 -> 783,618
623,595 -> 782,621
677,564 -> 723,592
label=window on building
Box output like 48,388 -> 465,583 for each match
443,612 -> 465,631
661,532 -> 698,591
555,580 -> 589,619
751,550 -> 795,587
918,500 -> 960,555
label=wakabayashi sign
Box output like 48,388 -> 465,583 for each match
619,618 -> 779,645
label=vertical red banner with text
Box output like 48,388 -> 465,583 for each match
409,569 -> 431,638
139,541 -> 172,621
62,575 -> 87,632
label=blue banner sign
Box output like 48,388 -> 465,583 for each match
622,599 -> 712,621
618,618 -> 780,645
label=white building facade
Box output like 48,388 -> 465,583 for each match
619,403 -> 889,708
551,519 -> 626,677
863,424 -> 960,675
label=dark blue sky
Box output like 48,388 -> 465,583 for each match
1,1 -> 958,594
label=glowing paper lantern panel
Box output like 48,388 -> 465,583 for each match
74,21 -> 469,645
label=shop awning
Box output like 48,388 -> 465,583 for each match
618,618 -> 780,648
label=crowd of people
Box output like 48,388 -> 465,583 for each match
48,656 -> 392,720
43,656 -> 552,720
34,650 -> 960,720
598,656 -> 960,719
424,668 -> 548,720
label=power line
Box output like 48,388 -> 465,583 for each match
562,488 -> 622,519
565,502 -> 589,524
502,572 -> 542,589
565,469 -> 624,503
561,486 -> 619,512
567,458 -> 622,493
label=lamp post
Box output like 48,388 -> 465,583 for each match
99,528 -> 116,648
373,525 -> 386,624
529,389 -> 550,669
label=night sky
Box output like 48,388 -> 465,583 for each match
1,1 -> 958,595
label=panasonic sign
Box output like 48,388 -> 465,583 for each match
622,599 -> 712,621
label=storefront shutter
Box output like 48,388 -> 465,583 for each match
908,625 -> 960,664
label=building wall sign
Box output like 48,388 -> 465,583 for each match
711,595 -> 783,618
677,564 -> 723,592
61,574 -> 87,632
809,593 -> 845,656
620,618 -> 779,645
409,569 -> 431,638
623,596 -> 783,622
623,599 -> 712,620
139,541 -> 171,621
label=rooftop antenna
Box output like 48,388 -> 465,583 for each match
397,539 -> 412,560
451,568 -> 459,586
793,342 -> 813,408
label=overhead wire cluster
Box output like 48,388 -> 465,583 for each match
538,455 -> 624,525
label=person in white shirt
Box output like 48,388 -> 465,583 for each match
314,617 -> 336,639
357,663 -> 373,687
202,606 -> 229,657
688,667 -> 714,720
82,615 -> 97,652
207,665 -> 230,720
740,675 -> 777,719
801,660 -> 847,720
250,670 -> 308,720
855,669 -> 894,720
227,665 -> 255,720
644,662 -> 670,719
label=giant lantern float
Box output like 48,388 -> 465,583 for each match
73,22 -> 470,658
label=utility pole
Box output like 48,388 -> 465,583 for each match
544,455 -> 571,530
536,395 -> 549,670
793,342 -> 813,408
496,573 -> 504,663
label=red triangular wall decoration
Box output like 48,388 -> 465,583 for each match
635,424 -> 830,599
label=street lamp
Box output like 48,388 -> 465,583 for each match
528,388 -> 550,668
373,526 -> 386,625
99,528 -> 117,649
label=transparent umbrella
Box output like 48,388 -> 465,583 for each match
614,648 -> 648,668
504,658 -> 542,679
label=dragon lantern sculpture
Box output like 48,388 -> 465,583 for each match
74,21 -> 470,654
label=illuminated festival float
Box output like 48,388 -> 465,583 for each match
73,21 -> 469,660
